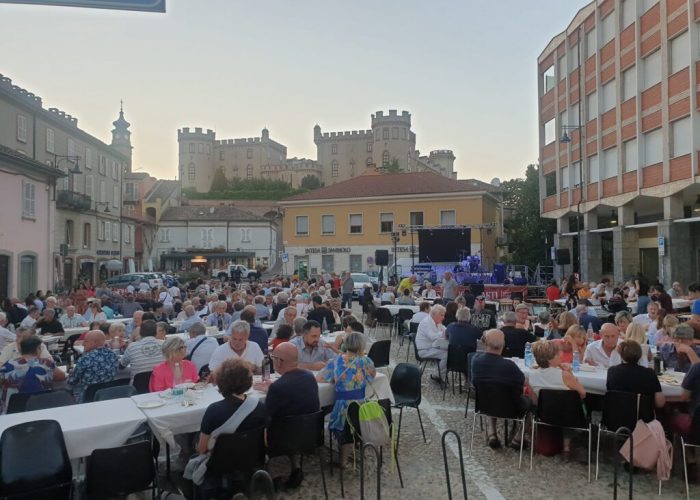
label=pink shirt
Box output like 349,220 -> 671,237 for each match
149,360 -> 198,392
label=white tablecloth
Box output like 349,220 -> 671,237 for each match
132,372 -> 394,447
628,299 -> 692,315
62,318 -> 133,339
0,399 -> 146,459
382,305 -> 419,316
513,358 -> 684,399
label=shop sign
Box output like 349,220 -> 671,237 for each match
305,247 -> 351,254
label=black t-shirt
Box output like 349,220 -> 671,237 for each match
36,319 -> 64,334
271,302 -> 287,321
501,326 -> 536,358
471,352 -> 524,401
682,363 -> 700,414
266,369 -> 320,421
606,363 -> 662,396
469,309 -> 496,332
446,321 -> 482,352
200,396 -> 268,435
307,307 -> 335,327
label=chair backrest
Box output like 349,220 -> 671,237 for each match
375,307 -> 393,324
6,389 -> 53,414
85,440 -> 155,498
25,390 -> 75,411
208,425 -> 266,475
446,344 -> 470,373
345,398 -> 393,444
466,352 -> 477,384
83,378 -> 131,403
473,381 -> 525,419
409,322 -> 419,334
62,333 -> 82,354
0,420 -> 72,498
131,371 -> 152,394
267,411 -> 324,457
398,308 -> 415,321
94,384 -> 138,401
601,390 -> 655,431
687,405 -> 700,446
368,340 -> 391,368
536,389 -> 588,429
412,335 -> 425,362
380,301 -> 392,306
389,363 -> 421,405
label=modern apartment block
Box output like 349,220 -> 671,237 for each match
538,0 -> 700,285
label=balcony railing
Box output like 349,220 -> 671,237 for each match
56,190 -> 92,211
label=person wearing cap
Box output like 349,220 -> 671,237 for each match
658,324 -> 700,373
470,295 -> 496,332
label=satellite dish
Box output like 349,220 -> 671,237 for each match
490,177 -> 501,187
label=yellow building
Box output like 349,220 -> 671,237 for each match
279,171 -> 502,276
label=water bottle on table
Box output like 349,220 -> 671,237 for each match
572,351 -> 580,373
524,342 -> 533,368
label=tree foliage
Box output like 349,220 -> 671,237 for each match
187,177 -> 308,201
300,175 -> 322,190
210,168 -> 228,191
502,164 -> 556,269
385,158 -> 402,173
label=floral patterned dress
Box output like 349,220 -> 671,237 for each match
320,353 -> 375,437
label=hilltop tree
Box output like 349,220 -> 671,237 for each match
385,158 -> 402,173
300,175 -> 322,190
210,168 -> 229,192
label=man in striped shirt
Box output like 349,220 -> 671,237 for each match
120,320 -> 164,375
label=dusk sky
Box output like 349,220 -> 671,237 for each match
0,0 -> 582,182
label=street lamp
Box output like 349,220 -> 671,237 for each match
53,154 -> 82,191
95,202 -> 111,213
390,231 -> 400,285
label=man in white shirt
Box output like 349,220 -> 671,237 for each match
185,321 -> 219,372
19,306 -> 39,329
583,323 -> 621,368
415,305 -> 448,381
59,305 -> 88,329
208,320 -> 264,374
0,313 -> 16,351
410,301 -> 431,324
632,300 -> 659,339
421,282 -> 437,299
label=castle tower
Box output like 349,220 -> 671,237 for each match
178,127 -> 216,193
371,110 -> 415,171
111,101 -> 132,171
428,150 -> 456,177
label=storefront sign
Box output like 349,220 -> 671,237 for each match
96,250 -> 120,256
305,247 -> 351,254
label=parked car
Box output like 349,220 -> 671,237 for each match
211,264 -> 260,281
350,273 -> 374,298
363,270 -> 380,286
106,272 -> 162,289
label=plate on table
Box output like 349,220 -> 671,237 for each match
659,373 -> 684,386
579,364 -> 597,372
137,400 -> 166,409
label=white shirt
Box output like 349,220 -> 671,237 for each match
422,289 -> 437,299
159,291 -> 173,306
410,311 -> 429,324
380,292 -> 395,303
208,340 -> 264,372
583,339 -> 621,368
169,286 -> 181,298
185,335 -> 220,371
126,284 -> 135,294
20,315 -> 36,329
0,327 -> 16,352
415,315 -> 446,351
633,313 -> 658,339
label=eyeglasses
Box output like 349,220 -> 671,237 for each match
270,355 -> 283,362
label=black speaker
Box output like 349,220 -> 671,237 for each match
375,250 -> 389,266
556,249 -> 570,265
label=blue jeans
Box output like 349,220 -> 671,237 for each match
342,292 -> 353,308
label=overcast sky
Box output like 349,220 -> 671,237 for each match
0,0 -> 582,182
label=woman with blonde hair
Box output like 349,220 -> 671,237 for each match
556,325 -> 587,364
548,311 -> 577,340
624,323 -> 651,367
615,311 -> 633,336
653,314 -> 678,346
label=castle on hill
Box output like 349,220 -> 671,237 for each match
178,110 -> 456,192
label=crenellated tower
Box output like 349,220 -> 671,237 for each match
178,127 -> 216,193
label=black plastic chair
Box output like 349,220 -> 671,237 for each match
412,335 -> 442,380
595,391 -> 654,480
367,340 -> 391,369
25,390 -> 75,411
83,378 -> 131,403
681,405 -> 700,499
6,389 -> 53,414
94,384 -> 138,401
373,307 -> 394,338
249,469 -> 275,500
464,352 -> 477,417
84,440 -> 157,499
469,381 -> 529,469
0,420 -> 72,499
60,333 -> 81,362
267,411 -> 327,500
442,344 -> 471,400
398,322 -> 419,362
132,371 -> 152,394
391,363 -> 426,446
395,308 -> 415,338
530,389 -> 591,480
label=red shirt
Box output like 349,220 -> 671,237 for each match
546,286 -> 561,302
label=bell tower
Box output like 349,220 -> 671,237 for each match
111,100 -> 133,171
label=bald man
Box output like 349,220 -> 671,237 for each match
583,322 -> 622,368
67,330 -> 119,402
263,342 -> 320,489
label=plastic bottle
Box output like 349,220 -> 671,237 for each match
572,351 -> 580,373
262,355 -> 271,381
524,342 -> 533,368
322,317 -> 328,334
174,362 -> 183,386
587,323 -> 594,343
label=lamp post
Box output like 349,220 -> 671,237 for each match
390,231 -> 400,285
53,154 -> 82,191
560,124 -> 584,280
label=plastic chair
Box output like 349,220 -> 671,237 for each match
398,322 -> 419,362
412,335 -> 442,380
0,420 -> 72,499
6,389 -> 53,414
367,340 -> 391,369
464,352 -> 477,417
94,384 -> 138,401
249,470 -> 275,500
84,440 -> 157,499
132,371 -> 152,394
267,411 -> 327,500
25,390 -> 75,411
530,389 -> 591,481
395,308 -> 415,338
60,333 -> 81,362
373,307 -> 394,338
681,406 -> 700,500
391,363 -> 426,447
469,381 -> 529,469
442,344 -> 470,400
595,391 -> 654,480
83,378 -> 131,403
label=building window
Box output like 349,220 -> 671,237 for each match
331,161 -> 339,177
16,114 -> 27,143
219,150 -> 224,160
382,150 -> 390,166
561,166 -> 570,190
366,157 -> 373,167
543,118 -> 556,144
331,143 -> 337,154
97,221 -> 104,240
542,64 -> 555,93
189,143 -> 195,153
206,144 -> 211,154
410,211 -> 423,226
588,154 -> 600,183
392,127 -> 399,139
85,175 -> 94,198
601,80 -> 616,112
349,214 -> 363,234
644,128 -> 663,165
112,224 -> 119,242
83,223 -> 91,248
349,254 -> 362,273
557,54 -> 566,80
240,228 -> 251,243
246,164 -> 253,179
601,13 -> 615,44
401,128 -> 407,140
670,30 -> 690,75
160,228 -> 169,242
622,65 -> 636,101
200,228 -> 213,248
85,147 -> 92,170
374,128 -> 380,141
22,181 -> 35,218
383,128 -> 389,140
46,127 -> 55,153
366,142 -> 373,152
569,102 -> 580,126
321,255 -> 334,273
642,50 -> 661,90
642,0 -> 658,14
295,215 -> 309,236
380,213 -> 394,233
602,147 -> 618,179
99,155 -> 107,175
321,215 -> 335,235
568,42 -> 580,70
67,138 -> 75,158
113,186 -> 119,208
188,163 -> 195,180
572,161 -> 581,187
197,143 -> 203,153
125,225 -> 131,244
99,181 -> 106,203
112,160 -> 119,180
544,173 -> 557,196
65,220 -> 74,246
106,221 -> 113,242
622,0 -> 635,28
586,91 -> 598,121
440,210 -> 456,226
671,116 -> 691,157
585,27 -> 596,58
247,148 -> 253,159
624,139 -> 638,172
19,254 -> 36,299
